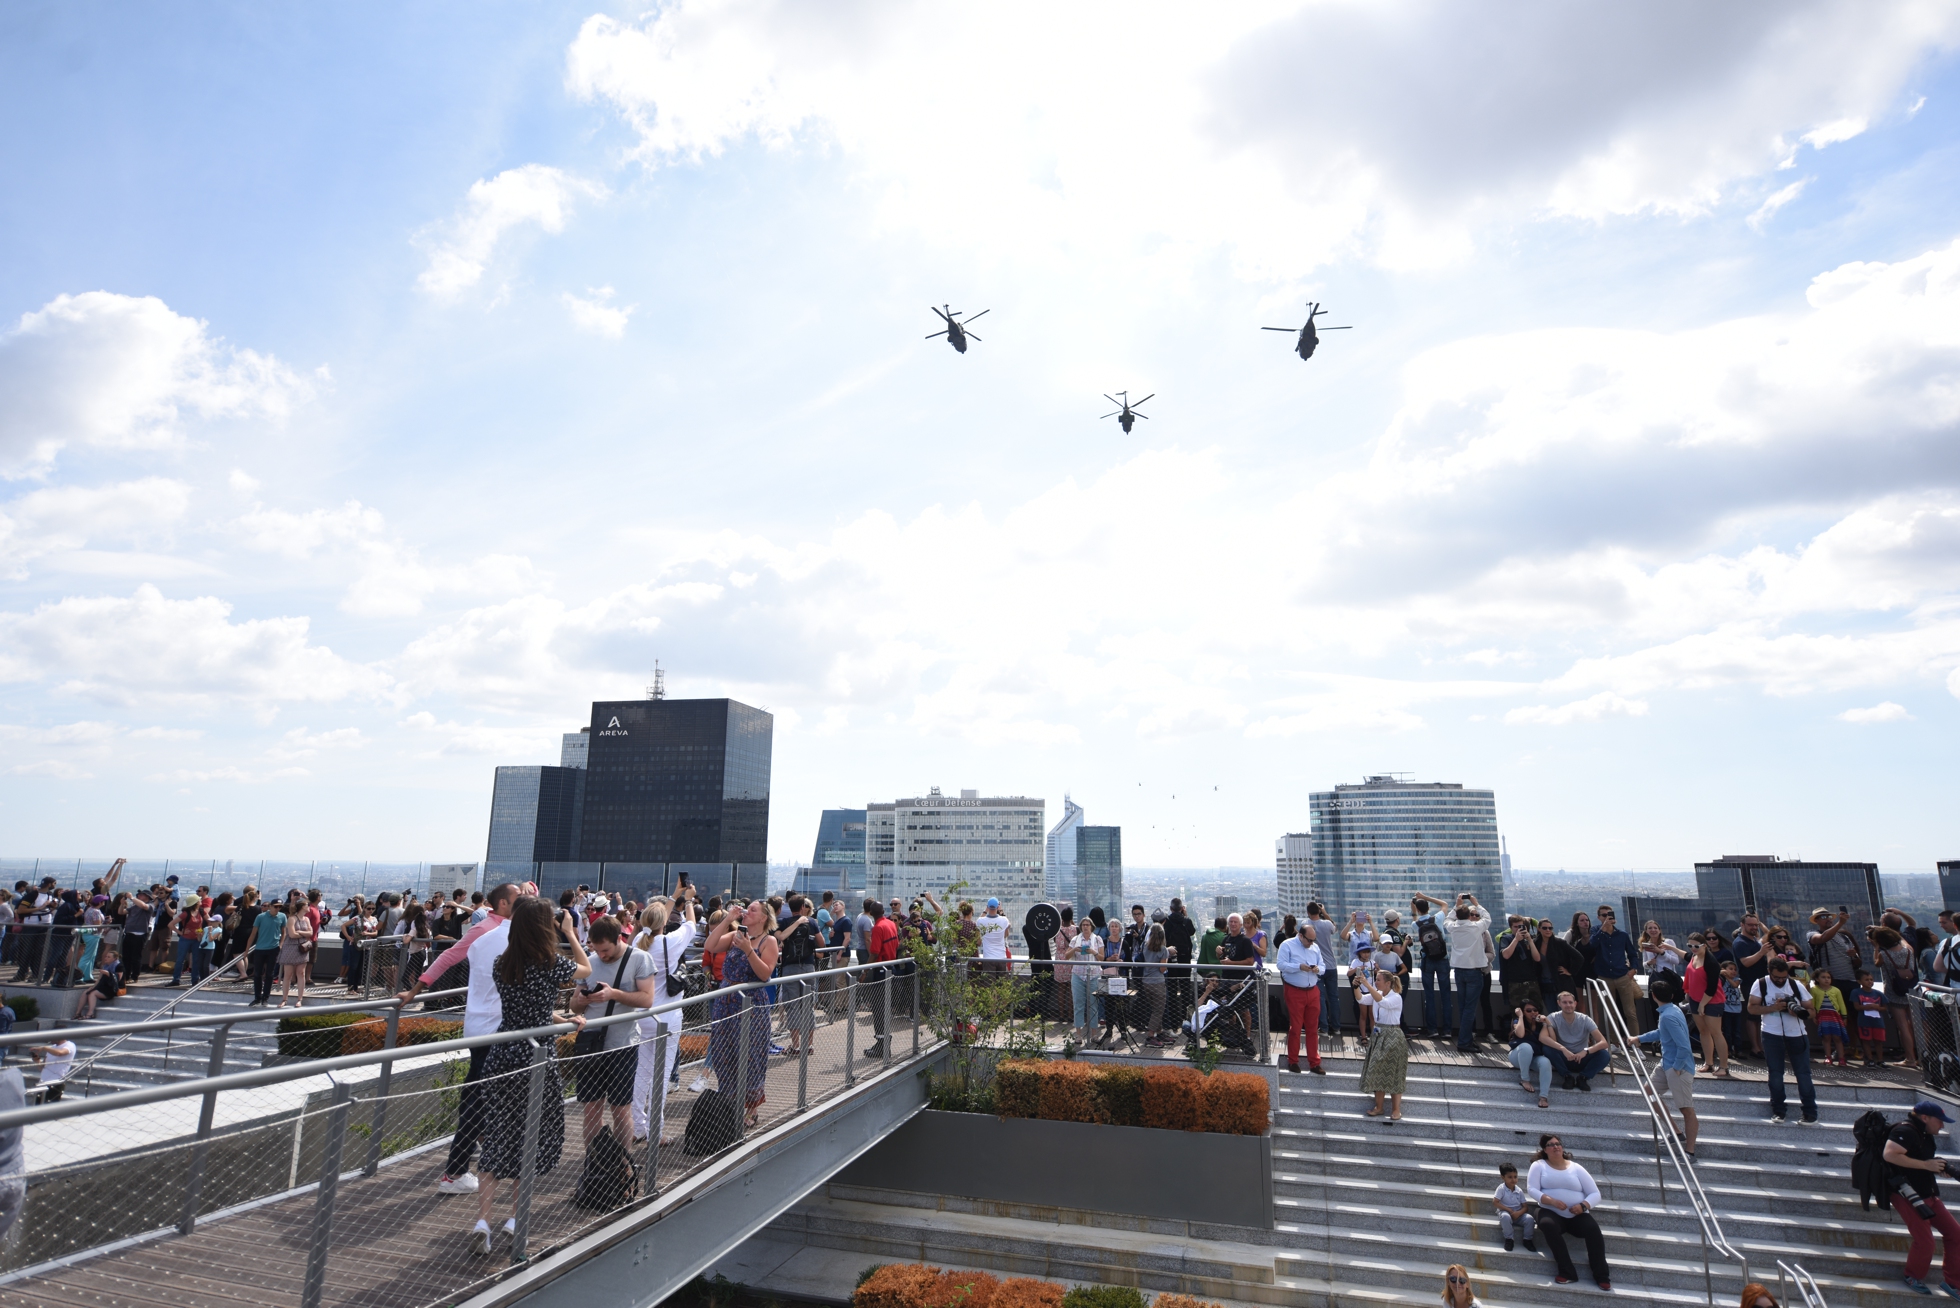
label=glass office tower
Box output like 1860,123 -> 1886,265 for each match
1308,777 -> 1504,926
799,808 -> 867,898
578,698 -> 773,865
485,765 -> 585,883
1075,825 -> 1123,922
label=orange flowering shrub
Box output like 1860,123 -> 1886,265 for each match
993,1061 -> 1043,1119
340,1016 -> 463,1055
856,1263 -> 942,1308
1035,1061 -> 1104,1123
1199,1071 -> 1269,1135
923,1269 -> 999,1308
1095,1064 -> 1146,1127
991,1280 -> 1066,1308
1138,1066 -> 1205,1131
1152,1296 -> 1223,1308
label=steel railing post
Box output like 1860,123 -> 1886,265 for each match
1257,969 -> 1270,1064
797,987 -> 811,1112
882,969 -> 893,1071
364,1006 -> 400,1176
845,973 -> 857,1086
301,1081 -> 353,1308
911,960 -> 921,1059
736,995 -> 753,1138
178,1022 -> 230,1234
511,1042 -> 547,1264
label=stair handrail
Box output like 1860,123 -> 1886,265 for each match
1586,976 -> 1748,1305
66,952 -> 248,1093
1776,1259 -> 1827,1307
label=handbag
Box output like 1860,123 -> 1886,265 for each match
573,952 -> 632,1059
683,1088 -> 742,1156
663,931 -> 687,997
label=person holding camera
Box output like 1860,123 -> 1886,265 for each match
1746,955 -> 1817,1124
1883,1100 -> 1960,1295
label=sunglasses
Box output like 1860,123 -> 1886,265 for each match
1448,1276 -> 1468,1285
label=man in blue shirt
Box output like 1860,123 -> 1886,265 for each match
1636,972 -> 1698,1154
1589,904 -> 1641,1037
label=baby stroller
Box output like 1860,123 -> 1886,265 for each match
1183,975 -> 1259,1058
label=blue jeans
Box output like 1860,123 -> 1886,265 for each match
1070,971 -> 1098,1032
1453,968 -> 1487,1047
1421,961 -> 1453,1034
1319,967 -> 1341,1034
1547,1046 -> 1610,1083
1509,1043 -> 1553,1096
1762,1031 -> 1817,1120
172,938 -> 196,984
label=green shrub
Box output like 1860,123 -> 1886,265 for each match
3,995 -> 39,1023
1060,1286 -> 1145,1308
1095,1065 -> 1145,1127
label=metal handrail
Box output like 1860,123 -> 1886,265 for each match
0,955 -> 918,1130
1777,1259 -> 1827,1307
63,948 -> 249,1092
1587,976 -> 1748,1305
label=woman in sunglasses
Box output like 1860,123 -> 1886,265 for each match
1439,1263 -> 1480,1307
1527,1133 -> 1611,1289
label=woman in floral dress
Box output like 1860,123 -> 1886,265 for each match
472,896 -> 591,1255
705,900 -> 779,1128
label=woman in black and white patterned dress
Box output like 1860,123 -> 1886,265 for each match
471,896 -> 590,1255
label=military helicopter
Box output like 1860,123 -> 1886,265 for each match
1261,302 -> 1351,361
1101,391 -> 1152,434
927,305 -> 988,353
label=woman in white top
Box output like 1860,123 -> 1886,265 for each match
1356,969 -> 1408,1121
1066,920 -> 1104,1038
631,896 -> 697,1144
1525,1133 -> 1611,1290
1639,921 -> 1684,977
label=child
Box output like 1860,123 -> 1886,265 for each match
1853,968 -> 1888,1067
1810,968 -> 1848,1068
1719,959 -> 1745,1059
1493,1163 -> 1535,1252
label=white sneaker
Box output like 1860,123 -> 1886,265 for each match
687,1076 -> 708,1094
471,1221 -> 492,1255
438,1173 -> 480,1194
502,1217 -> 516,1237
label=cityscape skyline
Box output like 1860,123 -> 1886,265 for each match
3,10 -> 1958,876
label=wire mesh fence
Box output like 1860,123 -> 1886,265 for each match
0,959 -> 933,1308
1909,984 -> 1960,1094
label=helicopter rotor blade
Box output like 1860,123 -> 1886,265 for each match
926,330 -> 948,339
1320,326 -> 1353,330
1100,411 -> 1119,420
1103,394 -> 1123,406
964,309 -> 989,323
1133,394 -> 1154,407
1260,326 -> 1300,332
1135,411 -> 1150,419
965,331 -> 980,341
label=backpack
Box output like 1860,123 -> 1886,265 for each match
683,1088 -> 743,1157
1851,1109 -> 1894,1211
1417,916 -> 1448,962
571,1126 -> 641,1211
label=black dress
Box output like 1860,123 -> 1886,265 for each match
478,955 -> 575,1181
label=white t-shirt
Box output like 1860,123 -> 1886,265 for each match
976,913 -> 1011,960
1493,1181 -> 1528,1213
39,1039 -> 76,1085
463,920 -> 512,1039
638,921 -> 694,1034
1753,976 -> 1813,1040
580,947 -> 656,1050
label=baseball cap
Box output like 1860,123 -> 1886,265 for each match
1915,1101 -> 1956,1124
1355,940 -> 1374,952
987,898 -> 1000,909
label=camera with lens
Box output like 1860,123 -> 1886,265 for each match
1785,996 -> 1808,1016
1894,1174 -> 1939,1221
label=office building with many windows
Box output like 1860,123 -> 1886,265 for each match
1309,776 -> 1503,925
793,808 -> 867,899
866,789 -> 1045,937
560,728 -> 589,769
1940,860 -> 1960,912
485,765 -> 585,882
1075,826 -> 1123,922
1625,855 -> 1885,948
1046,795 -> 1085,905
578,697 -> 772,865
1276,833 -> 1312,919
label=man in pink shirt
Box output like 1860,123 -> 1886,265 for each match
397,881 -> 521,1194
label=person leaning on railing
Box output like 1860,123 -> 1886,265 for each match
1635,971 -> 1699,1156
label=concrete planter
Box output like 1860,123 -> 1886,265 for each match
832,1109 -> 1273,1230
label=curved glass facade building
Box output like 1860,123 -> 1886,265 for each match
1308,776 -> 1504,925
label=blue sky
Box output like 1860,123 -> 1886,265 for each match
2,1 -> 1958,874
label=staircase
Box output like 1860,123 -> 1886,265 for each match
742,1054 -> 1931,1308
42,974 -> 270,1095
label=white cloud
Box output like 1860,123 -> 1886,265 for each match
416,164 -> 608,298
228,468 -> 261,494
267,725 -> 367,760
1505,692 -> 1651,726
0,292 -> 312,475
10,760 -> 94,780
399,711 -> 558,758
1838,701 -> 1913,724
145,765 -> 310,784
562,286 -> 635,338
0,477 -> 192,578
0,584 -> 393,710
1747,177 -> 1810,230
567,1 -> 1958,274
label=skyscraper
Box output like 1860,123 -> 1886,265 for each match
560,728 -> 589,769
1046,795 -> 1084,904
485,765 -> 585,882
1940,860 -> 1960,912
1276,833 -> 1312,918
800,808 -> 867,897
865,788 -> 1045,936
1309,776 -> 1503,925
1075,825 -> 1123,922
578,698 -> 773,864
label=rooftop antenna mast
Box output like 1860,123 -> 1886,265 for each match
647,661 -> 665,701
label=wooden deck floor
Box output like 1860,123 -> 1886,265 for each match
2,994 -> 915,1308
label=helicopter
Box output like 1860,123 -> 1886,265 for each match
1101,391 -> 1152,434
927,304 -> 989,353
1261,302 -> 1351,361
